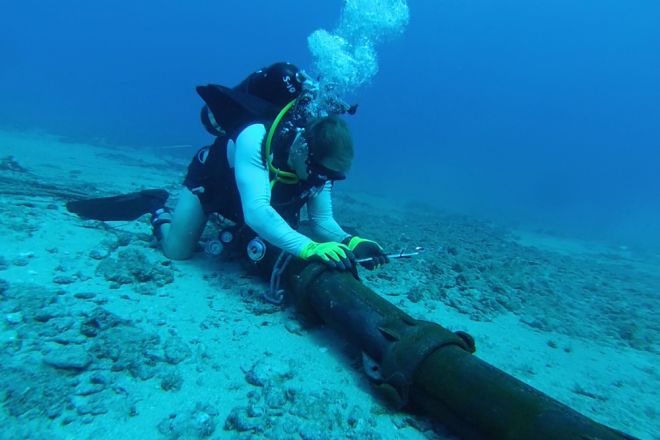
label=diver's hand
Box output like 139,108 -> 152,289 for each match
344,236 -> 389,270
299,241 -> 355,270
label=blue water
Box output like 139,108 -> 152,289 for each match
1,0 -> 659,246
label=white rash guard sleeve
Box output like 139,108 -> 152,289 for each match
307,182 -> 351,242
233,124 -> 313,256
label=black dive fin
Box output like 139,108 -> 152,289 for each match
66,189 -> 169,221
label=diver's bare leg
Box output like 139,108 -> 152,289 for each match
158,187 -> 207,260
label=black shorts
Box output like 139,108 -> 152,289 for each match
183,137 -> 243,222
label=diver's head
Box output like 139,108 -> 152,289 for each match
244,62 -> 307,107
288,115 -> 354,185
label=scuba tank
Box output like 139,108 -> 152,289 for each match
197,62 -> 305,137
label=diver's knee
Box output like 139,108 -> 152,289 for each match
160,236 -> 194,260
162,246 -> 193,261
159,223 -> 197,260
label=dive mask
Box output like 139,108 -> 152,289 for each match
306,161 -> 347,186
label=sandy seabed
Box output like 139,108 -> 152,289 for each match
0,130 -> 658,439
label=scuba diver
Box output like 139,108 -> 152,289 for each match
67,62 -> 389,272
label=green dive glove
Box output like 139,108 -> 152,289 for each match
299,241 -> 355,271
344,236 -> 389,270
